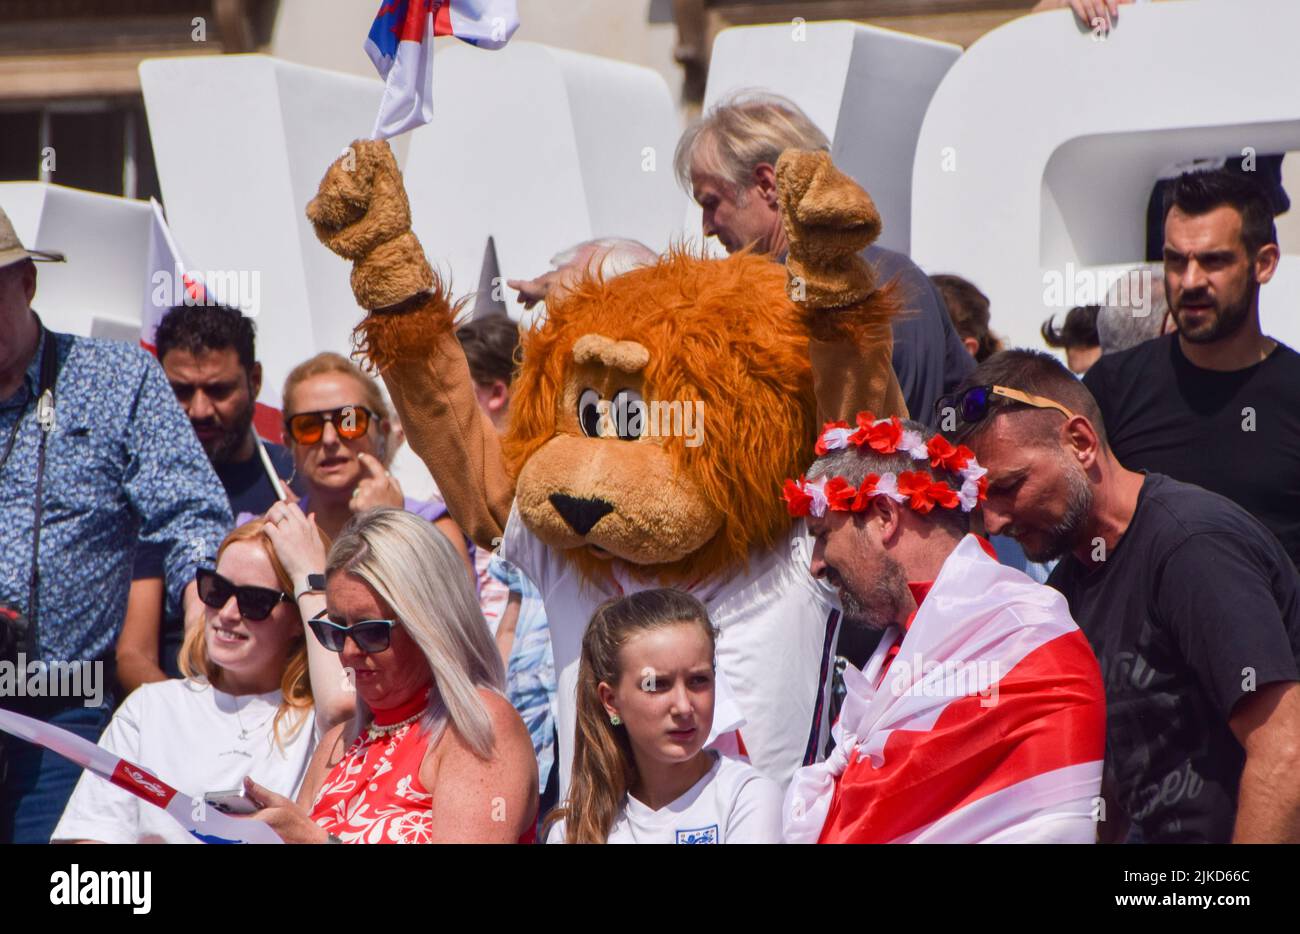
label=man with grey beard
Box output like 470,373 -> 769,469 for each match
946,349 -> 1300,844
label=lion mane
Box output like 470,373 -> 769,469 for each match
503,247 -> 819,584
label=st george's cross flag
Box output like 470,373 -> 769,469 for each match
365,0 -> 519,140
0,707 -> 282,844
783,535 -> 1106,843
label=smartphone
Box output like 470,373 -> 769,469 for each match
204,787 -> 259,816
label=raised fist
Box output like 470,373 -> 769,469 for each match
306,139 -> 434,311
776,149 -> 882,311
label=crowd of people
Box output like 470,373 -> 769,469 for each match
2,10 -> 1299,845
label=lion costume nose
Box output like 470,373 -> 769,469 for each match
549,494 -> 614,536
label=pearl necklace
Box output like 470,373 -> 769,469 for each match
365,710 -> 423,742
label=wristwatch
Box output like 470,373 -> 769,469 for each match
294,572 -> 327,602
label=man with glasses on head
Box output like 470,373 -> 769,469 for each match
0,206 -> 229,843
943,350 -> 1300,843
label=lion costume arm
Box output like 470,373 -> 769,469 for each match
776,150 -> 908,422
306,139 -> 514,548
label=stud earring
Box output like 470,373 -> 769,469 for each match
609,714 -> 622,726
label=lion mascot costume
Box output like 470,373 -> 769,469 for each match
306,140 -> 905,790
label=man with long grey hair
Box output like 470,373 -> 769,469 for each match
674,88 -> 973,425
1097,264 -> 1168,355
244,507 -> 539,844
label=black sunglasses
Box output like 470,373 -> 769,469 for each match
308,609 -> 397,654
935,385 -> 1077,425
196,568 -> 291,621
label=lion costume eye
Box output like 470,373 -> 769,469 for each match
578,388 -> 602,438
611,389 -> 644,441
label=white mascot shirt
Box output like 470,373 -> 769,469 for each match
503,504 -> 840,794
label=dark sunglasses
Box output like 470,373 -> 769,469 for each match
284,406 -> 375,445
308,609 -> 396,654
935,385 -> 1077,425
196,568 -> 291,621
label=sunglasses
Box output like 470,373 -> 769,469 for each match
285,406 -> 375,445
308,609 -> 396,654
196,568 -> 291,621
935,385 -> 1077,425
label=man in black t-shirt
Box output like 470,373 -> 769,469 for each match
1085,169 -> 1300,568
944,350 -> 1300,843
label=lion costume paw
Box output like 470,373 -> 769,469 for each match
776,149 -> 906,419
777,149 -> 882,311
306,139 -> 454,370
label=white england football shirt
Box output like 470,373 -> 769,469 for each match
548,752 -> 783,844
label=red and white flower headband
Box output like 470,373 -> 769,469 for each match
783,413 -> 988,518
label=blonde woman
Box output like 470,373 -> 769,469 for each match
52,513 -> 352,843
245,508 -> 537,844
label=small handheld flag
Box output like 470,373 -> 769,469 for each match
365,0 -> 519,140
141,198 -> 205,353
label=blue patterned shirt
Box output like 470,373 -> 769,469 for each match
0,326 -> 231,664
488,553 -> 556,789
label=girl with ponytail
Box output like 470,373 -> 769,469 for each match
545,588 -> 782,844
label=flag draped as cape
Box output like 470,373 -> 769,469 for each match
784,535 -> 1105,844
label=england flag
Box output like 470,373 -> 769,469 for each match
784,535 -> 1107,844
365,0 -> 519,140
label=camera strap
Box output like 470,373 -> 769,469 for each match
29,322 -> 60,636
0,319 -> 61,650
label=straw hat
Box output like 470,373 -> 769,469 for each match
0,204 -> 65,269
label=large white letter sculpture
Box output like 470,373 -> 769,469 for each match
912,0 -> 1300,350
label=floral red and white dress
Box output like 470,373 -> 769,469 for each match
311,691 -> 435,844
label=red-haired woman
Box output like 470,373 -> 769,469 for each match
53,511 -> 352,843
